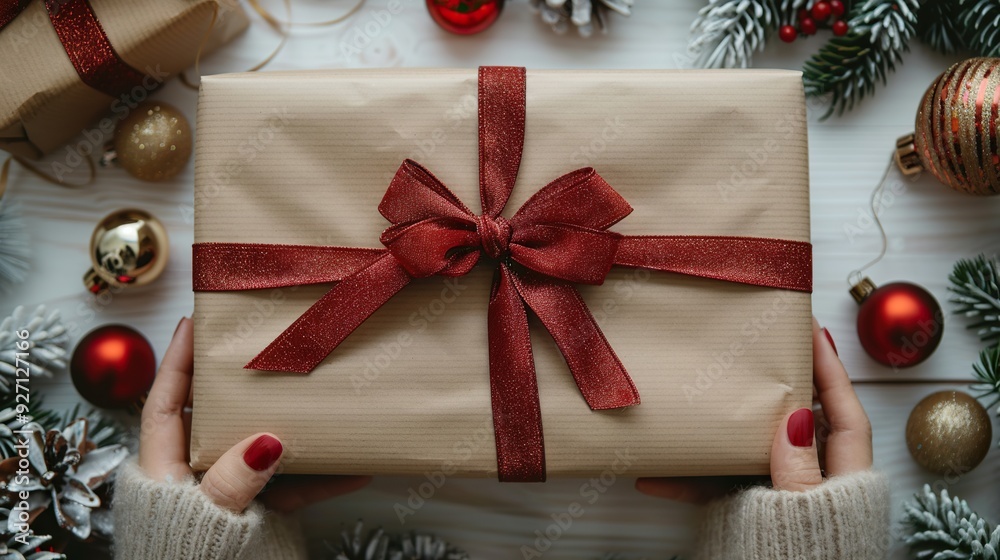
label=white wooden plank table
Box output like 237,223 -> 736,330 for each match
2,1 -> 998,558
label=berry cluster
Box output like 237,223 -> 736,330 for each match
778,0 -> 848,42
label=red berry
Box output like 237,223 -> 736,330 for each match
797,8 -> 809,21
811,1 -> 832,21
800,17 -> 817,35
830,0 -> 846,17
832,19 -> 849,36
778,24 -> 798,43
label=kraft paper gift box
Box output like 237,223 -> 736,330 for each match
0,0 -> 248,159
190,67 -> 813,479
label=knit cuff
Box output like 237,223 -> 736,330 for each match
695,470 -> 890,560
112,460 -> 306,560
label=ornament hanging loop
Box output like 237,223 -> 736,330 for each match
847,153 -> 895,289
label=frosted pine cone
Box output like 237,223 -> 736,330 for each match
530,0 -> 634,37
0,306 -> 68,393
328,521 -> 469,560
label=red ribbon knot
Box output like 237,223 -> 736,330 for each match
192,66 -> 813,482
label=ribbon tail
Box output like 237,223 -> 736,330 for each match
488,265 -> 545,482
510,271 -> 640,411
615,236 -> 813,293
246,253 -> 411,373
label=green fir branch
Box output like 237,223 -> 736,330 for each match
688,0 -> 781,68
949,254 -> 1000,345
904,485 -> 1000,559
802,0 -> 919,118
972,344 -> 1000,414
960,0 -> 1000,57
917,0 -> 965,54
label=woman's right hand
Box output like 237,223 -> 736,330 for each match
636,318 -> 874,502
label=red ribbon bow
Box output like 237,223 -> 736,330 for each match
193,66 -> 812,482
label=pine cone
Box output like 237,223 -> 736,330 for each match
328,521 -> 469,560
0,529 -> 65,560
395,532 -> 469,560
329,520 -> 391,560
1,419 -> 128,541
530,0 -> 634,37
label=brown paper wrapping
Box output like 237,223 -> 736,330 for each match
190,68 -> 812,477
0,0 -> 248,159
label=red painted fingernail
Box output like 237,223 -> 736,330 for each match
822,327 -> 838,355
787,408 -> 814,448
243,435 -> 282,471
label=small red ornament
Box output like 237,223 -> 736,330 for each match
778,25 -> 798,43
830,0 -> 846,17
70,325 -> 156,409
850,278 -> 944,369
832,19 -> 849,36
811,1 -> 832,21
426,0 -> 503,35
799,17 -> 817,35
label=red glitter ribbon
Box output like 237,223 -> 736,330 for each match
192,66 -> 813,482
1,0 -> 147,97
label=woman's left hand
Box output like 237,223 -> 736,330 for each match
139,316 -> 371,513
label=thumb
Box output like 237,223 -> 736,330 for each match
200,433 -> 284,512
770,408 -> 823,492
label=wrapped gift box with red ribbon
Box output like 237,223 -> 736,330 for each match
190,67 -> 813,481
0,0 -> 247,159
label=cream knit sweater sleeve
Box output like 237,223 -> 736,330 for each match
694,470 -> 891,560
111,461 -> 307,560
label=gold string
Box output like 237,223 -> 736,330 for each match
181,0 -> 366,90
0,155 -> 96,201
245,0 -> 366,27
846,154 -> 895,288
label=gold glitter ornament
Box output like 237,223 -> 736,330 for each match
895,58 -> 1000,196
82,208 -> 169,295
109,102 -> 192,181
905,391 -> 992,476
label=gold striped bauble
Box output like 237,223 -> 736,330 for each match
895,58 -> 1000,196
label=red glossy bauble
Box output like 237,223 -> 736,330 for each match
70,325 -> 156,409
426,0 -> 503,35
811,1 -> 832,21
799,17 -> 817,35
778,25 -> 798,43
851,278 -> 943,368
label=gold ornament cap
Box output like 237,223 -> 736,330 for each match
84,209 -> 169,295
894,133 -> 923,176
849,277 -> 878,304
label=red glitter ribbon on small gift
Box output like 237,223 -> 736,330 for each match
1,0 -> 147,97
193,67 -> 813,482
